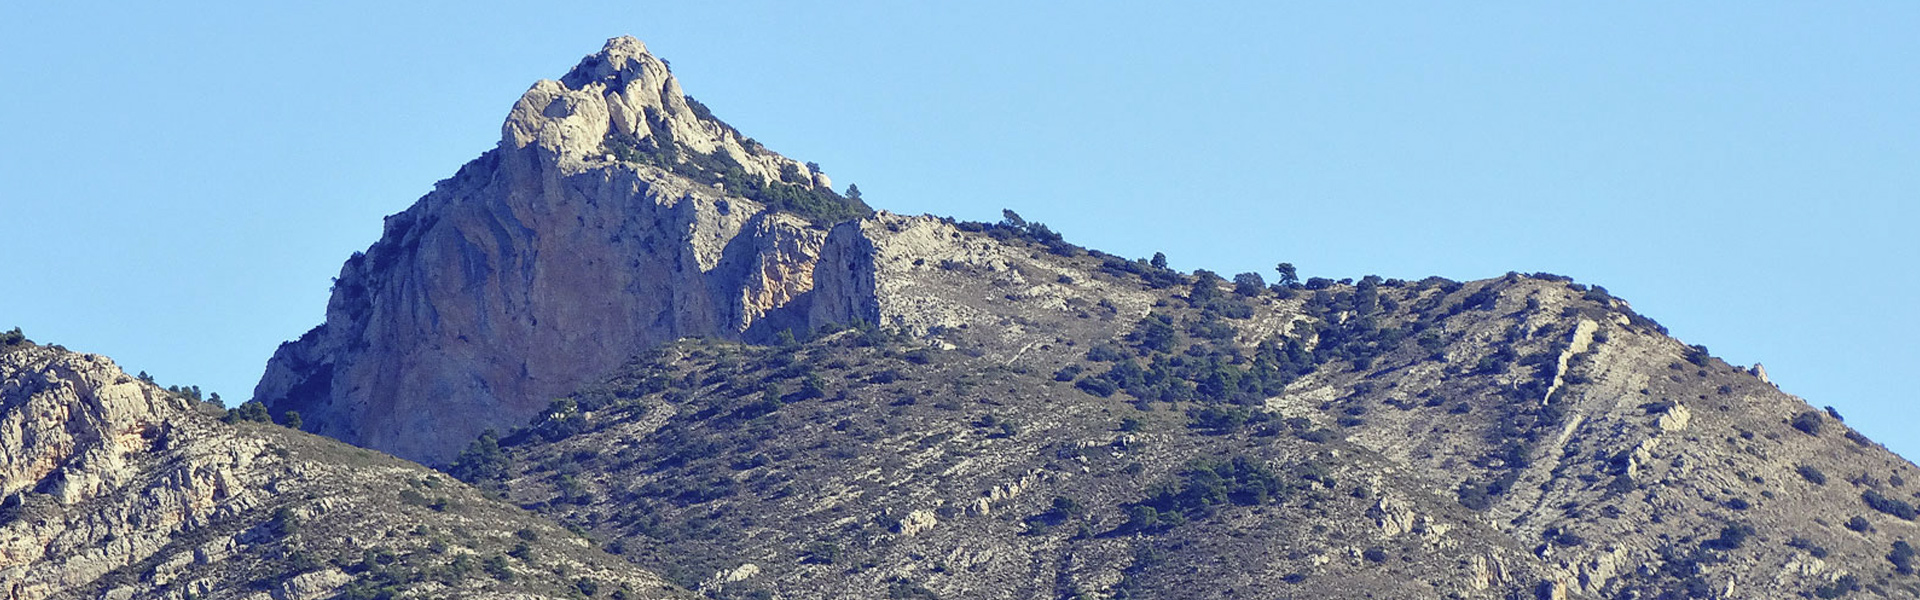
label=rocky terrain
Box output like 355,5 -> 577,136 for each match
7,36 -> 1915,599
0,337 -> 689,600
478,243 -> 1920,599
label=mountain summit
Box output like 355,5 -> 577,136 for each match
253,37 -> 875,463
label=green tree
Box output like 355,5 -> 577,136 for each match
1189,270 -> 1223,304
222,401 -> 272,424
1233,272 -> 1266,297
1150,252 -> 1168,269
1000,209 -> 1027,230
844,183 -> 862,202
1274,263 -> 1299,287
449,430 -> 511,484
282,411 -> 304,431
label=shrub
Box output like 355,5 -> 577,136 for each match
1892,541 -> 1917,575
1796,465 -> 1828,486
1188,406 -> 1266,433
1703,523 -> 1754,551
1684,345 -> 1711,366
1815,574 -> 1859,598
1845,516 -> 1872,532
1362,546 -> 1388,563
267,506 -> 300,538
1085,344 -> 1128,362
1863,490 -> 1918,520
0,495 -> 21,527
507,541 -> 534,562
448,430 -> 511,484
1075,377 -> 1119,398
1791,411 -> 1824,436
1845,430 -> 1872,447
575,578 -> 602,596
0,327 -> 25,346
1788,536 -> 1830,559
1053,365 -> 1083,382
222,401 -> 273,424
482,555 -> 512,581
1232,272 -> 1267,297
1457,481 -> 1493,511
799,541 -> 840,565
1123,456 -> 1285,533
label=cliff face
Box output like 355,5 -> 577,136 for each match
0,342 -> 685,600
254,37 -> 867,464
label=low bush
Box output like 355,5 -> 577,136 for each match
1791,411 -> 1824,436
1863,490 -> 1917,520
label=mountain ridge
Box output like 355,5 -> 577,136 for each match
7,35 -> 1914,599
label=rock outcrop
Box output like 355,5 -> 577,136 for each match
254,37 -> 871,463
1,341 -> 685,600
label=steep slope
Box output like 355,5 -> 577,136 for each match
254,37 -> 867,464
0,338 -> 689,600
467,223 -> 1920,599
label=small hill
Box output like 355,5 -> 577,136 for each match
0,337 -> 689,600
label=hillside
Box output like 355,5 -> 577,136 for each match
463,225 -> 1920,599
0,336 -> 690,600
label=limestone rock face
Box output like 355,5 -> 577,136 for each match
0,347 -> 183,502
253,37 -> 860,464
0,343 -> 682,600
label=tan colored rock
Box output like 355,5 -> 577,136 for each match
273,568 -> 353,600
897,508 -> 940,537
254,37 -> 858,463
1655,403 -> 1691,432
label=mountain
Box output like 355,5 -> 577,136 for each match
16,35 -> 1910,599
0,336 -> 689,600
252,36 -> 868,464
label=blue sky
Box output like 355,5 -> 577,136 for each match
2,3 -> 1914,458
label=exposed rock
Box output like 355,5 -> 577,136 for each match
1654,403 -> 1691,432
0,343 -> 683,600
896,508 -> 939,537
705,563 -> 760,589
254,38 -> 862,464
1367,496 -> 1417,537
272,568 -> 351,600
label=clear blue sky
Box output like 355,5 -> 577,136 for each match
2,3 -> 1914,458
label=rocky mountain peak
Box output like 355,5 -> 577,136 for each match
254,37 -> 874,463
558,35 -> 659,89
502,36 -> 832,193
